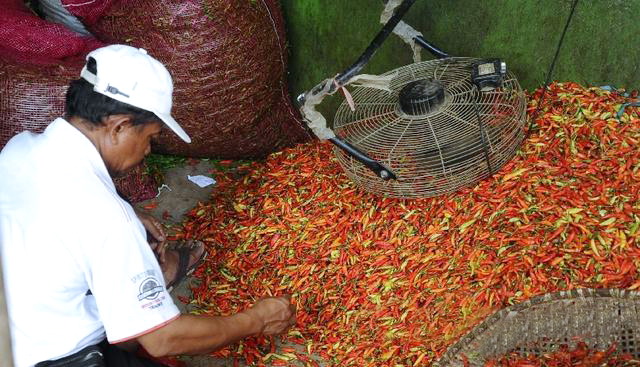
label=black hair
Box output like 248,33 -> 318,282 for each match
64,57 -> 160,126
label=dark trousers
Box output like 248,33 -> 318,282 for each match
36,340 -> 168,367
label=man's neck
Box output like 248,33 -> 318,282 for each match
67,116 -> 103,150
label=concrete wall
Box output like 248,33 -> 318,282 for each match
281,0 -> 640,117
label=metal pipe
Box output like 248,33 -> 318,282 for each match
0,257 -> 14,367
329,138 -> 397,180
334,0 -> 418,88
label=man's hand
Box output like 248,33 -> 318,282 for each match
245,296 -> 297,335
138,296 -> 297,357
135,209 -> 167,261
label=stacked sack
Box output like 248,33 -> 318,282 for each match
0,0 -> 157,202
2,0 -> 310,200
64,0 -> 311,158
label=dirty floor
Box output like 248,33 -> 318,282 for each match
135,159 -> 232,366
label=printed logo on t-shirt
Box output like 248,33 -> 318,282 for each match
137,277 -> 164,301
131,269 -> 156,284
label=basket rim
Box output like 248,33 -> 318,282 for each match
433,288 -> 640,366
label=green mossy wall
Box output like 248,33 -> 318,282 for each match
281,0 -> 640,117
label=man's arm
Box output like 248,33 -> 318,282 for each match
137,296 -> 295,357
134,209 -> 168,261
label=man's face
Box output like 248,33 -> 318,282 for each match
105,120 -> 162,177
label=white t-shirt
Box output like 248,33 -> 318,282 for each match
0,118 -> 180,367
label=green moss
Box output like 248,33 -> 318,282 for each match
281,0 -> 415,117
282,0 -> 640,119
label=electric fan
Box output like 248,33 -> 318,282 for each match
333,58 -> 526,198
298,0 -> 527,198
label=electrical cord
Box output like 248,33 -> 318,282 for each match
527,0 -> 580,136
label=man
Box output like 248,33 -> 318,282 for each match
0,45 -> 296,366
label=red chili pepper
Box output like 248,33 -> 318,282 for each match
172,82 -> 640,366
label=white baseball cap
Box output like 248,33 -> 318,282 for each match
80,44 -> 191,143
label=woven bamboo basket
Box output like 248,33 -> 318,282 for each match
433,288 -> 640,366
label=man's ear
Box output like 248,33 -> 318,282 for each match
103,115 -> 133,145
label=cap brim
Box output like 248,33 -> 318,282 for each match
155,112 -> 191,143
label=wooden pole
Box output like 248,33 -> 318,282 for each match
0,257 -> 14,367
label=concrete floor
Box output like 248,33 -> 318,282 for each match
135,159 -> 232,366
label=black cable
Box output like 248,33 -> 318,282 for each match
472,87 -> 495,174
527,0 -> 579,136
414,35 -> 450,59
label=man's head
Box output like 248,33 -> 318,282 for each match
65,45 -> 190,177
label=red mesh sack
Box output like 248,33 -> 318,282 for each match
0,59 -> 158,203
112,165 -> 158,203
0,4 -> 157,202
0,0 -> 101,64
0,58 -> 83,143
60,0 -> 119,26
88,0 -> 311,159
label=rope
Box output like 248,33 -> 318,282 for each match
527,0 -> 580,136
618,102 -> 640,119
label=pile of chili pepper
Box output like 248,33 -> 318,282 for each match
482,342 -> 639,366
171,82 -> 640,366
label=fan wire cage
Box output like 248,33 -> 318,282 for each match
333,57 -> 527,198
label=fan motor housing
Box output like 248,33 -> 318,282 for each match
398,78 -> 445,116
333,57 -> 526,199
